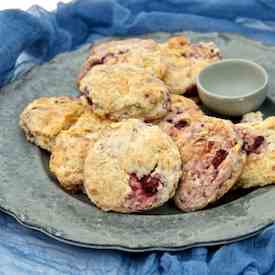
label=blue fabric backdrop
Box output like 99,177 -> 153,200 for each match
1,0 -> 275,274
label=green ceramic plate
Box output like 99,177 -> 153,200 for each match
1,32 -> 275,252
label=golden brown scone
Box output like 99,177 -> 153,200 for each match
160,35 -> 222,94
49,110 -> 112,192
84,119 -> 182,213
70,108 -> 112,132
174,116 -> 246,212
158,95 -> 204,142
78,38 -> 166,83
79,64 -> 171,122
235,117 -> 275,188
19,96 -> 87,151
49,129 -> 100,193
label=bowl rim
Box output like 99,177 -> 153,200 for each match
196,58 -> 268,100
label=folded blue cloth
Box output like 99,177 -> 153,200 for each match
2,0 -> 275,87
1,1 -> 275,274
1,212 -> 275,275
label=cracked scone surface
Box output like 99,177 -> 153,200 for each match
160,35 -> 222,94
49,111 -> 111,192
70,108 -> 112,132
158,94 -> 204,142
174,116 -> 246,212
19,96 -> 87,151
236,117 -> 275,188
79,64 -> 171,121
84,119 -> 182,213
78,38 -> 166,82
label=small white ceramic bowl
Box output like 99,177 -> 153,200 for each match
196,59 -> 268,116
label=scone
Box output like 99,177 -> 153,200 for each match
49,129 -> 100,193
158,94 -> 204,141
174,116 -> 246,212
78,38 -> 166,83
49,110 -> 111,192
79,64 -> 171,122
20,96 -> 87,151
235,117 -> 275,188
160,35 -> 222,94
84,119 -> 182,213
70,108 -> 112,132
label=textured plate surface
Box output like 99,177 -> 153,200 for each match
1,32 -> 275,252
